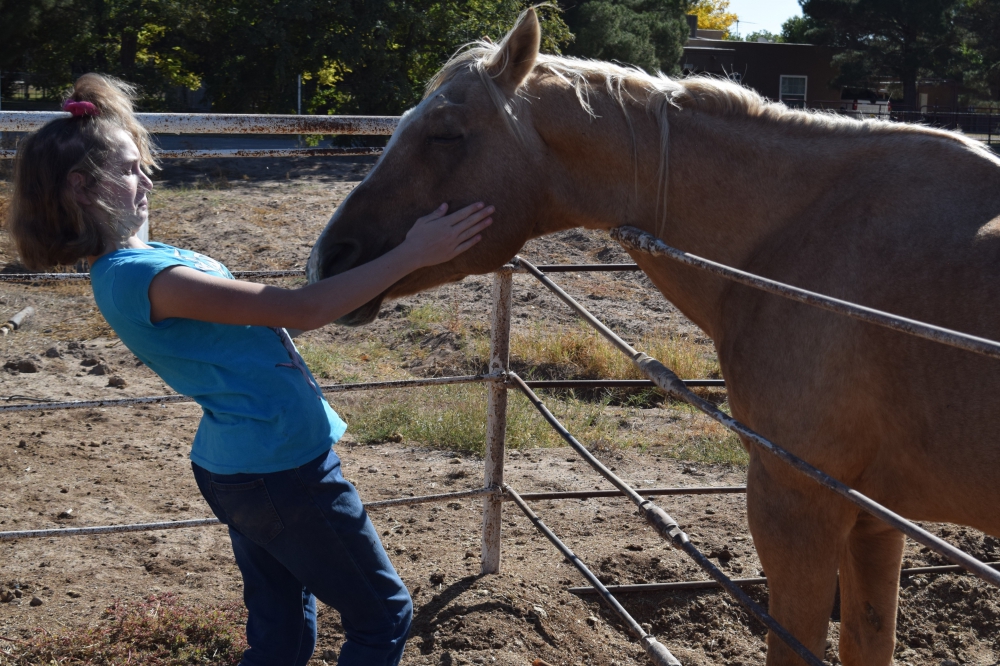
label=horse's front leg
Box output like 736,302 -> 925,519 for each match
746,452 -> 854,666
837,511 -> 904,665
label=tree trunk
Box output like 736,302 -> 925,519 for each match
120,29 -> 137,74
901,68 -> 918,110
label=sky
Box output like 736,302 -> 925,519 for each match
726,0 -> 803,38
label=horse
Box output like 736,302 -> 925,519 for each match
306,9 -> 1000,665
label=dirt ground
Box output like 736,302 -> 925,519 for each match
1,156 -> 999,666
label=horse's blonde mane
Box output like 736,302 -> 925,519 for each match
425,33 -> 994,233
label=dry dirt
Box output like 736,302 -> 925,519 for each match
0,157 -> 998,666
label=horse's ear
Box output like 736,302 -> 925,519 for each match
488,8 -> 540,93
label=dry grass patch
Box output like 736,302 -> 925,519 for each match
246,202 -> 292,229
667,403 -> 748,466
3,593 -> 246,665
335,383 -> 639,455
472,322 -> 719,381
300,340 -> 403,384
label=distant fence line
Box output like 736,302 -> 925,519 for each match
805,100 -> 1000,144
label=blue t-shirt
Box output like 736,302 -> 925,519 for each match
90,242 -> 347,474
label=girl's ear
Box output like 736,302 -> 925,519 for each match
67,172 -> 93,206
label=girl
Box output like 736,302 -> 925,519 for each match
8,73 -> 493,666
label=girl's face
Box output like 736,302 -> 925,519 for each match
99,128 -> 154,235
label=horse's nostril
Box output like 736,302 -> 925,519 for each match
321,240 -> 363,278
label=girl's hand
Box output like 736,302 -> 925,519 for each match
148,201 -> 494,331
401,202 -> 494,268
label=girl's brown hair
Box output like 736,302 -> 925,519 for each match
7,73 -> 157,270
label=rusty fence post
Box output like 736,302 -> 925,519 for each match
481,268 -> 512,574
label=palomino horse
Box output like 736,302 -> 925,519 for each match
307,9 -> 1000,665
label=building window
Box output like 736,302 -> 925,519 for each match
779,75 -> 807,107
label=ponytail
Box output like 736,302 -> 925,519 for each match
7,73 -> 158,270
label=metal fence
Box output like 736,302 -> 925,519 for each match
804,100 -> 1000,145
2,110 -> 1000,666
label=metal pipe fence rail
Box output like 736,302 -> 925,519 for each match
506,370 -> 827,666
0,111 -> 400,159
0,263 -> 641,283
498,251 -> 1000,664
0,486 -> 745,542
569,562 -> 1000,595
0,108 -> 733,665
0,376 -> 723,414
0,374 -> 500,413
516,253 -> 1000,588
505,485 -> 683,666
3,108 -> 996,664
611,226 -> 1000,361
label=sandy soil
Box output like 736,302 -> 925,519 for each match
0,157 -> 998,666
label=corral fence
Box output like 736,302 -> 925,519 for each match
804,100 -> 1000,145
2,110 -> 1000,666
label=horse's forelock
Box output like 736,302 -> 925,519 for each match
423,40 -> 530,140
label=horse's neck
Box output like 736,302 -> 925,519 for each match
536,93 -> 857,338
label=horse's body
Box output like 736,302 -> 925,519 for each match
307,10 -> 1000,664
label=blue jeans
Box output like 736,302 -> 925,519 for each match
192,449 -> 412,666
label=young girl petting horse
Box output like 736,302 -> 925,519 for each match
8,72 -> 494,666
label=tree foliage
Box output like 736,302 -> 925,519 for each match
958,0 -> 1000,102
1,0 -> 570,114
779,15 -> 823,44
687,0 -> 736,34
564,0 -> 690,74
1,0 -> 203,107
800,0 -> 965,107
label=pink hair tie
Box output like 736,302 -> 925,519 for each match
63,100 -> 100,118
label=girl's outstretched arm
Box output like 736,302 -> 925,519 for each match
148,202 -> 493,330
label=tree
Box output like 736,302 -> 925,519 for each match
780,15 -> 823,43
742,30 -> 782,43
2,0 -> 204,108
958,0 -> 1000,102
800,0 -> 965,108
687,0 -> 737,35
564,0 -> 690,74
6,0 -> 569,114
188,0 -> 570,115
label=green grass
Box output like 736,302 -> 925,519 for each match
298,314 -> 746,466
336,383 -> 636,455
659,402 -> 748,466
5,593 -> 246,665
671,431 -> 748,466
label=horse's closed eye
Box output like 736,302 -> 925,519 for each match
427,135 -> 463,145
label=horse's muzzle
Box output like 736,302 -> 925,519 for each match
315,240 -> 363,281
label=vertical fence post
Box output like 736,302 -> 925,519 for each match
481,268 -> 512,574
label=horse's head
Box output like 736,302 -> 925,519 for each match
307,10 -> 556,325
